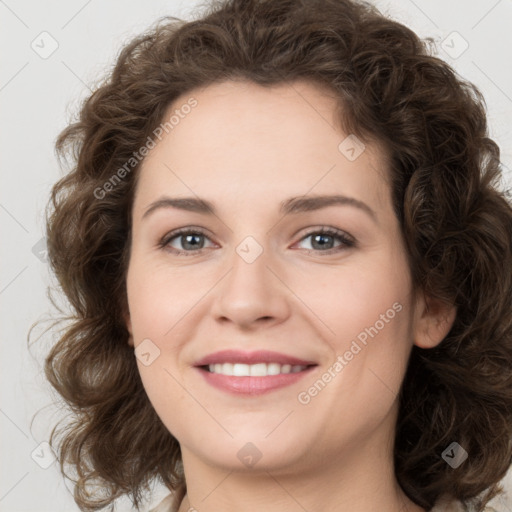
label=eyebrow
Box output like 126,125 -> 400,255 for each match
142,194 -> 377,222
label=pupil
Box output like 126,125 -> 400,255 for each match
183,234 -> 203,250
312,234 -> 333,250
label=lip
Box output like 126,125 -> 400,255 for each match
193,349 -> 317,367
193,349 -> 319,396
196,365 -> 318,396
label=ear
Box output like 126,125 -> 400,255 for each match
412,290 -> 457,349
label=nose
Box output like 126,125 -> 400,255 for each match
210,243 -> 291,330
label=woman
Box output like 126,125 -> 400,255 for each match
43,0 -> 512,511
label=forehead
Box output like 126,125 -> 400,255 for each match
134,79 -> 391,216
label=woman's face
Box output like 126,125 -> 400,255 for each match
125,79 -> 451,474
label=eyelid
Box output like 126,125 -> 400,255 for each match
292,226 -> 356,253
158,226 -> 216,254
294,225 -> 355,243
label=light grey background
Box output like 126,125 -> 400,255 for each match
1,0 -> 511,511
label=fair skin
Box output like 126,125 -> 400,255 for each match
125,79 -> 456,512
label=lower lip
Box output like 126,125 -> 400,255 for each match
196,366 -> 317,396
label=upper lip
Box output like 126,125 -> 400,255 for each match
194,349 -> 318,367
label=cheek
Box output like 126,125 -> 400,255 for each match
126,258 -> 191,433
298,248 -> 414,402
126,253 -> 202,340
125,256 -> 209,418
297,250 -> 411,346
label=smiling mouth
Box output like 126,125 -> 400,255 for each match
196,362 -> 318,395
200,362 -> 317,376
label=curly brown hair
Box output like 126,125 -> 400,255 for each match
40,0 -> 512,510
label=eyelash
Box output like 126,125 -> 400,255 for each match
158,226 -> 356,256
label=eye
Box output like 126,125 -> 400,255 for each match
294,227 -> 355,254
158,227 -> 215,256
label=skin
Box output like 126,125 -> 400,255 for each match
125,79 -> 456,512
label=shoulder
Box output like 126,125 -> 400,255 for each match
148,493 -> 179,512
430,496 -> 498,512
430,500 -> 464,512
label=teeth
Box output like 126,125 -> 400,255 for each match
208,362 -> 308,376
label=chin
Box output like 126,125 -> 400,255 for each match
186,431 -> 307,471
